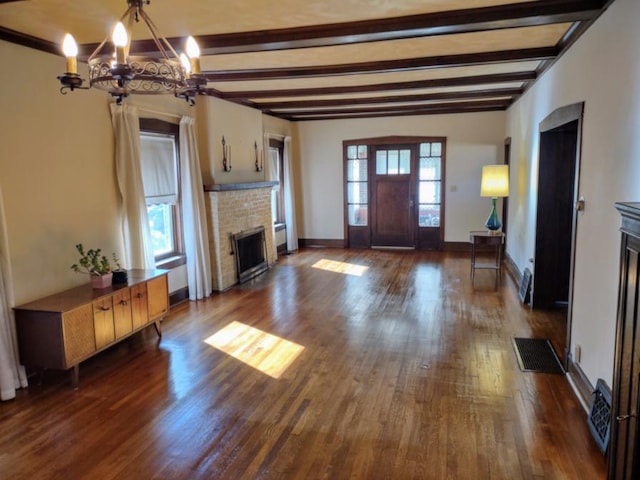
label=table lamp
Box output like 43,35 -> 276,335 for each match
480,164 -> 509,231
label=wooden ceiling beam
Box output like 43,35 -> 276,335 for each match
218,71 -> 536,99
254,87 -> 522,109
267,99 -> 511,117
205,48 -> 556,82
288,104 -> 508,121
106,0 -> 605,55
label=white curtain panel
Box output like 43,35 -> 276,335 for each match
283,137 -> 298,251
110,103 -> 155,270
180,116 -> 212,300
0,186 -> 28,400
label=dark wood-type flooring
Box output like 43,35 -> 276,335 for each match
0,249 -> 606,479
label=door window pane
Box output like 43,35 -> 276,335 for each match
399,150 -> 411,174
376,151 -> 387,174
348,182 -> 368,204
419,204 -> 440,227
347,159 -> 368,181
388,150 -> 399,174
348,205 -> 368,226
420,157 -> 441,180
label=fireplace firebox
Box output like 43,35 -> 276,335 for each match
232,226 -> 268,283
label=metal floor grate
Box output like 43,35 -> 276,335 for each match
588,378 -> 612,454
512,338 -> 565,374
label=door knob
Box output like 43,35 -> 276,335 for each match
616,414 -> 636,421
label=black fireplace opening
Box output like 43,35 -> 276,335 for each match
233,226 -> 268,283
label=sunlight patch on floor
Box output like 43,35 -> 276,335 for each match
204,321 -> 304,379
312,259 -> 369,276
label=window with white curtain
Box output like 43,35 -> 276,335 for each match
139,120 -> 183,260
269,139 -> 285,224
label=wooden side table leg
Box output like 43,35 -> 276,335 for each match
70,365 -> 79,390
154,319 -> 162,338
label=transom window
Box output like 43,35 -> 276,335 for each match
376,149 -> 410,175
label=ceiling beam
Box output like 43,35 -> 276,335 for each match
268,99 -> 511,117
205,48 -> 556,82
218,71 -> 536,99
254,87 -> 523,110
288,104 -> 508,121
103,0 -> 604,55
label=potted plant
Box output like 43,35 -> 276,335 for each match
70,243 -> 113,289
111,253 -> 128,285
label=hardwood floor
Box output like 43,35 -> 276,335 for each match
0,249 -> 606,479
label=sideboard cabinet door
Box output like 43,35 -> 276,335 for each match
63,304 -> 95,367
147,275 -> 169,321
112,288 -> 133,339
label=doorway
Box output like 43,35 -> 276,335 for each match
371,145 -> 415,248
343,136 -> 446,250
533,102 -> 584,366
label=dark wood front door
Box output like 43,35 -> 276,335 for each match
371,146 -> 415,247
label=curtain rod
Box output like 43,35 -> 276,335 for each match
265,131 -> 286,139
137,106 -> 183,120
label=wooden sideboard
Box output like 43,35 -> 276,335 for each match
14,269 -> 169,388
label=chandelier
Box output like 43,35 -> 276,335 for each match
57,0 -> 206,105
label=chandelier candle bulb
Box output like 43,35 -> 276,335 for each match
112,22 -> 128,65
186,36 -> 201,75
62,34 -> 78,74
180,53 -> 192,78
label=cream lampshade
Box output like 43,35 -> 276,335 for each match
480,164 -> 509,231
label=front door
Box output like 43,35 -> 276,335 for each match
371,145 -> 415,247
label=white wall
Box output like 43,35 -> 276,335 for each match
506,0 -> 640,387
295,112 -> 506,241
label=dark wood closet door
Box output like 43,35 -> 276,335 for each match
610,203 -> 640,479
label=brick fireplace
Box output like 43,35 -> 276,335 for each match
204,181 -> 278,291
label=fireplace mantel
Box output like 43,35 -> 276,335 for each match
204,181 -> 278,192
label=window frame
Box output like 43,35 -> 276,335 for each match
139,118 -> 185,268
269,138 -> 286,225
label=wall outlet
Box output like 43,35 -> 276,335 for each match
574,344 -> 582,364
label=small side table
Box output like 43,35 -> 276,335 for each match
469,231 -> 505,287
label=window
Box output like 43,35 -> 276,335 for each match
269,139 -> 285,224
375,148 -> 410,175
418,142 -> 442,227
346,145 -> 368,226
139,119 -> 183,261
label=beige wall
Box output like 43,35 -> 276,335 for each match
0,40 -> 204,303
506,0 -> 640,388
197,97 -> 265,185
295,112 -> 506,242
0,40 -> 119,304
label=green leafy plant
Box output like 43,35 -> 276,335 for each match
111,252 -> 124,272
71,244 -> 112,276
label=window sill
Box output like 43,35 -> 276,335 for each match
274,222 -> 286,232
156,254 -> 186,270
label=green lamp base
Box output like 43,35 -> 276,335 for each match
485,197 -> 502,231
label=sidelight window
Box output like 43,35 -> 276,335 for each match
346,145 -> 368,226
418,142 -> 442,227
